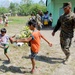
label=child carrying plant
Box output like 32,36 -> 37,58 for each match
0,28 -> 14,62
14,19 -> 52,73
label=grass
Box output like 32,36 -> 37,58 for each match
8,16 -> 29,25
0,16 -> 30,28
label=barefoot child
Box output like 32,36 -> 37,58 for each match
0,28 -> 14,62
14,19 -> 52,73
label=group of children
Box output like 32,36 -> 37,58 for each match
29,11 -> 53,31
0,19 -> 52,73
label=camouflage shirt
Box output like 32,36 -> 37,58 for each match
54,12 -> 75,38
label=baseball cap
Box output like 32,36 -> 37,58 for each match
63,2 -> 72,8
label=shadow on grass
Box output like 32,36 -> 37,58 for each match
0,60 -> 31,74
36,55 -> 64,64
23,55 -> 64,64
0,65 -> 25,74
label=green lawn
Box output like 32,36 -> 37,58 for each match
8,16 -> 29,25
0,16 -> 30,28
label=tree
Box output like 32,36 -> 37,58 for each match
21,0 -> 33,6
0,7 -> 9,15
9,2 -> 19,15
29,4 -> 47,15
8,0 -> 46,16
39,0 -> 45,5
18,4 -> 28,16
18,0 -> 33,16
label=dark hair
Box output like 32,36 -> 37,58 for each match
1,28 -> 6,33
50,13 -> 52,16
28,19 -> 36,27
31,13 -> 34,16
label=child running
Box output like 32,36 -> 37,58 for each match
0,28 -> 14,62
14,19 -> 52,73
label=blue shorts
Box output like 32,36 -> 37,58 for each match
30,50 -> 37,59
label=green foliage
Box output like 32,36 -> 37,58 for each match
17,0 -> 46,16
15,26 -> 32,46
9,2 -> 19,16
18,4 -> 30,16
18,4 -> 46,16
0,1 -> 47,16
21,0 -> 33,5
29,4 -> 47,15
39,0 -> 45,5
16,26 -> 32,39
0,7 -> 9,15
8,16 -> 29,25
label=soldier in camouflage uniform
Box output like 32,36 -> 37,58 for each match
52,2 -> 75,62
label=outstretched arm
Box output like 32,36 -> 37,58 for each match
9,34 -> 16,44
15,37 -> 32,43
41,34 -> 52,47
9,37 -> 15,44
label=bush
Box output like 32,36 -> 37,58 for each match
18,4 -> 47,16
0,7 -> 9,15
29,4 -> 47,15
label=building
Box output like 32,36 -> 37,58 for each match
46,0 -> 75,27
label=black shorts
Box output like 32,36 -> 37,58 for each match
30,50 -> 37,59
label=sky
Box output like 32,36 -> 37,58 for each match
32,0 -> 46,3
8,0 -> 46,3
0,0 -> 46,7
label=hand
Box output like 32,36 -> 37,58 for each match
48,42 -> 52,47
9,38 -> 14,43
52,32 -> 55,36
15,40 -> 18,43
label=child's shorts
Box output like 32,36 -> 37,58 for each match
30,50 -> 37,59
3,44 -> 9,54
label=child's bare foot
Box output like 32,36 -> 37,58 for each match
7,59 -> 10,63
30,69 -> 34,73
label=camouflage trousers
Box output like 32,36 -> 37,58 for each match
60,37 -> 72,56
